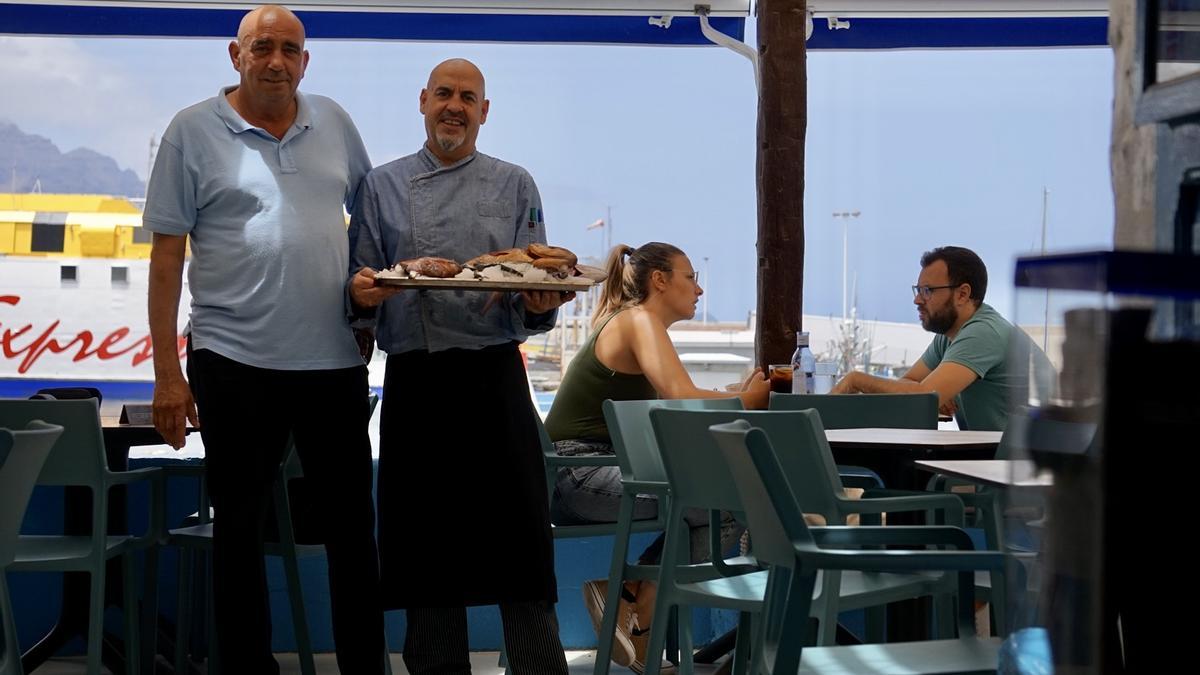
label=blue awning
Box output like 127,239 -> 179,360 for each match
1,2 -> 744,45
0,1 -> 1108,48
807,16 -> 1107,49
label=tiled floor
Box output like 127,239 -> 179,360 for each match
29,650 -> 726,674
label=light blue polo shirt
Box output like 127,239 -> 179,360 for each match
144,87 -> 372,370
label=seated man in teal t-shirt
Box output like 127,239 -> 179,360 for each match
832,245 -> 1050,431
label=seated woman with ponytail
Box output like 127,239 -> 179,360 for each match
543,242 -> 768,674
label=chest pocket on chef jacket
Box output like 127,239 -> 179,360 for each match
477,200 -> 513,219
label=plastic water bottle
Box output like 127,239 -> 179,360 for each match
791,332 -> 816,394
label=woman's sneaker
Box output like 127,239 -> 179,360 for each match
627,582 -> 675,674
583,579 -> 637,667
582,579 -> 675,674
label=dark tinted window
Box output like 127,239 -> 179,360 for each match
31,223 -> 66,252
1155,1 -> 1200,85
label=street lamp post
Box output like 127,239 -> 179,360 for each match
832,210 -> 861,322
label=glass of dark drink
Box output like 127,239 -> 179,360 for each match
768,364 -> 793,394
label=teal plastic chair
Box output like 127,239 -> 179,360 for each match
769,392 -> 939,489
589,398 -> 755,675
746,407 -> 970,641
772,395 -> 1029,636
710,419 -> 1004,675
500,413 -> 673,674
1,422 -> 65,675
540,415 -> 668,541
644,409 -> 966,673
168,442 -> 320,675
724,409 -> 966,531
0,399 -> 161,675
503,415 -> 673,675
166,393 -> 384,675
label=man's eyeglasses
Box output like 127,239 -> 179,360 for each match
911,284 -> 958,299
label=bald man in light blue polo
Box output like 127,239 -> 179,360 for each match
144,6 -> 385,672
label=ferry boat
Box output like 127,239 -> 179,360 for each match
0,192 -> 171,400
1,192 -> 944,404
0,193 -> 550,426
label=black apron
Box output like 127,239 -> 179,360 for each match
377,342 -> 557,608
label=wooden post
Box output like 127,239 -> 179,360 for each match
755,0 -> 807,369
1109,0 -> 1156,250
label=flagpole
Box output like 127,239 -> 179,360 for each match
586,217 -> 605,261
605,205 -> 612,254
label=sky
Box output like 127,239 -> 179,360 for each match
0,26 -> 1115,325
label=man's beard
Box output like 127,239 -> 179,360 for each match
922,304 -> 957,334
435,131 -> 464,153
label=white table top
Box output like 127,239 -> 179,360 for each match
825,428 -> 1003,450
914,459 -> 1053,489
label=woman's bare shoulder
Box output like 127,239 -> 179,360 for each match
618,307 -> 667,336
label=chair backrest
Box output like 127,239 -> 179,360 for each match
711,420 -> 824,675
535,413 -> 557,459
30,387 -> 102,405
768,392 -> 937,429
649,409 -> 845,519
710,420 -> 817,567
602,397 -> 742,483
0,399 -> 107,486
719,417 -> 999,675
0,421 -> 65,566
993,409 -> 1025,461
649,407 -> 744,513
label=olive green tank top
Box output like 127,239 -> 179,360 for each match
544,309 -> 657,443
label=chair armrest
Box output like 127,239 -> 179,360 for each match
158,464 -> 207,480
927,473 -> 976,492
837,464 -> 885,490
621,479 -> 670,497
846,491 -> 966,527
801,544 -> 1007,636
840,473 -> 884,490
953,490 -> 999,509
810,525 -> 976,551
545,454 -> 620,468
105,467 -> 166,544
877,486 -> 1005,527
866,486 -> 977,509
863,487 -> 961,499
804,546 -> 1005,573
105,466 -> 163,485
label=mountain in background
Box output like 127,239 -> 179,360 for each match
0,121 -> 144,197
